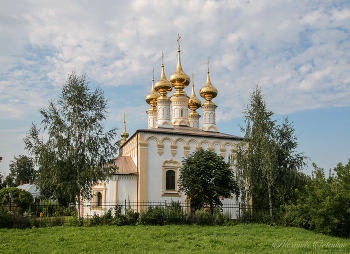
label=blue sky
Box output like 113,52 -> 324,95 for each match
1,0 -> 349,177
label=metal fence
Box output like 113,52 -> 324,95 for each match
1,200 -> 255,219
81,200 -> 252,219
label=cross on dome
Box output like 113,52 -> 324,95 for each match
177,33 -> 181,50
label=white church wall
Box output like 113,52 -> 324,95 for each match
117,175 -> 137,203
143,132 -> 240,204
147,138 -> 163,200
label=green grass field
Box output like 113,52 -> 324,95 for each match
0,224 -> 349,253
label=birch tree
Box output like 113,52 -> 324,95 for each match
234,86 -> 306,218
24,70 -> 118,219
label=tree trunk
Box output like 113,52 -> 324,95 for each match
267,181 -> 273,219
77,191 -> 81,221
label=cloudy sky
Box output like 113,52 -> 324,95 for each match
1,0 -> 349,177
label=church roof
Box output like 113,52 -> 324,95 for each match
137,125 -> 243,140
113,156 -> 137,175
17,184 -> 40,198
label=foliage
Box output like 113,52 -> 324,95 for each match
187,208 -> 232,226
0,187 -> 34,212
90,208 -> 114,226
140,206 -> 166,225
233,86 -> 306,217
30,200 -> 76,217
284,160 -> 350,238
24,70 -> 118,216
179,149 -> 239,213
0,172 -> 4,189
2,155 -> 36,187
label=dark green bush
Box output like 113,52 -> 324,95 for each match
140,206 -> 166,225
0,187 -> 33,213
164,201 -> 186,225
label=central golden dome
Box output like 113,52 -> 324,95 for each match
169,49 -> 190,88
169,34 -> 190,90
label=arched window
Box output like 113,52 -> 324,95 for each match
180,109 -> 184,117
97,192 -> 102,207
166,170 -> 176,190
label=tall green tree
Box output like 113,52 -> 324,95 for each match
24,70 -> 118,218
178,149 -> 239,213
2,155 -> 36,187
234,86 -> 306,218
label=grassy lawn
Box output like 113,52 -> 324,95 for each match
0,224 -> 349,253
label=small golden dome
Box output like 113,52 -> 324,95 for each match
154,52 -> 172,95
200,59 -> 218,100
188,75 -> 201,110
120,113 -> 129,146
145,68 -> 158,105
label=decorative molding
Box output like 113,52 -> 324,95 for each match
161,192 -> 181,197
91,182 -> 106,190
220,147 -> 226,158
162,158 -> 181,167
183,145 -> 190,157
139,141 -> 148,148
157,143 -> 164,156
170,144 -> 177,157
208,147 -> 215,152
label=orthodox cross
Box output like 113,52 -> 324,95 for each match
192,73 -> 194,85
152,67 -> 154,80
161,51 -> 164,65
207,58 -> 210,72
177,33 -> 181,50
123,113 -> 126,124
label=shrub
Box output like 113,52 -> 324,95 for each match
140,206 -> 166,225
125,208 -> 139,225
0,187 -> 33,213
164,201 -> 186,225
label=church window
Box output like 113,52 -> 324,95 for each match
180,109 -> 184,117
97,192 -> 102,207
166,170 -> 176,190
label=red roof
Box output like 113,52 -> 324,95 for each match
113,156 -> 137,175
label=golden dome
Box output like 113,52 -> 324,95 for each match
154,52 -> 172,96
169,50 -> 190,87
145,68 -> 158,105
169,34 -> 190,88
188,75 -> 201,110
200,59 -> 218,100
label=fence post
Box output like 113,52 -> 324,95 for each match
239,202 -> 240,219
125,199 -> 127,213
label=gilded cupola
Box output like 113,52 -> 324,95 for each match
145,67 -> 158,107
120,113 -> 129,146
169,34 -> 190,97
199,58 -> 218,104
154,52 -> 172,98
188,74 -> 201,110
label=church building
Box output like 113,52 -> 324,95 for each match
81,36 -> 243,217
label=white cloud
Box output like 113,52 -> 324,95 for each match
0,0 -> 349,122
